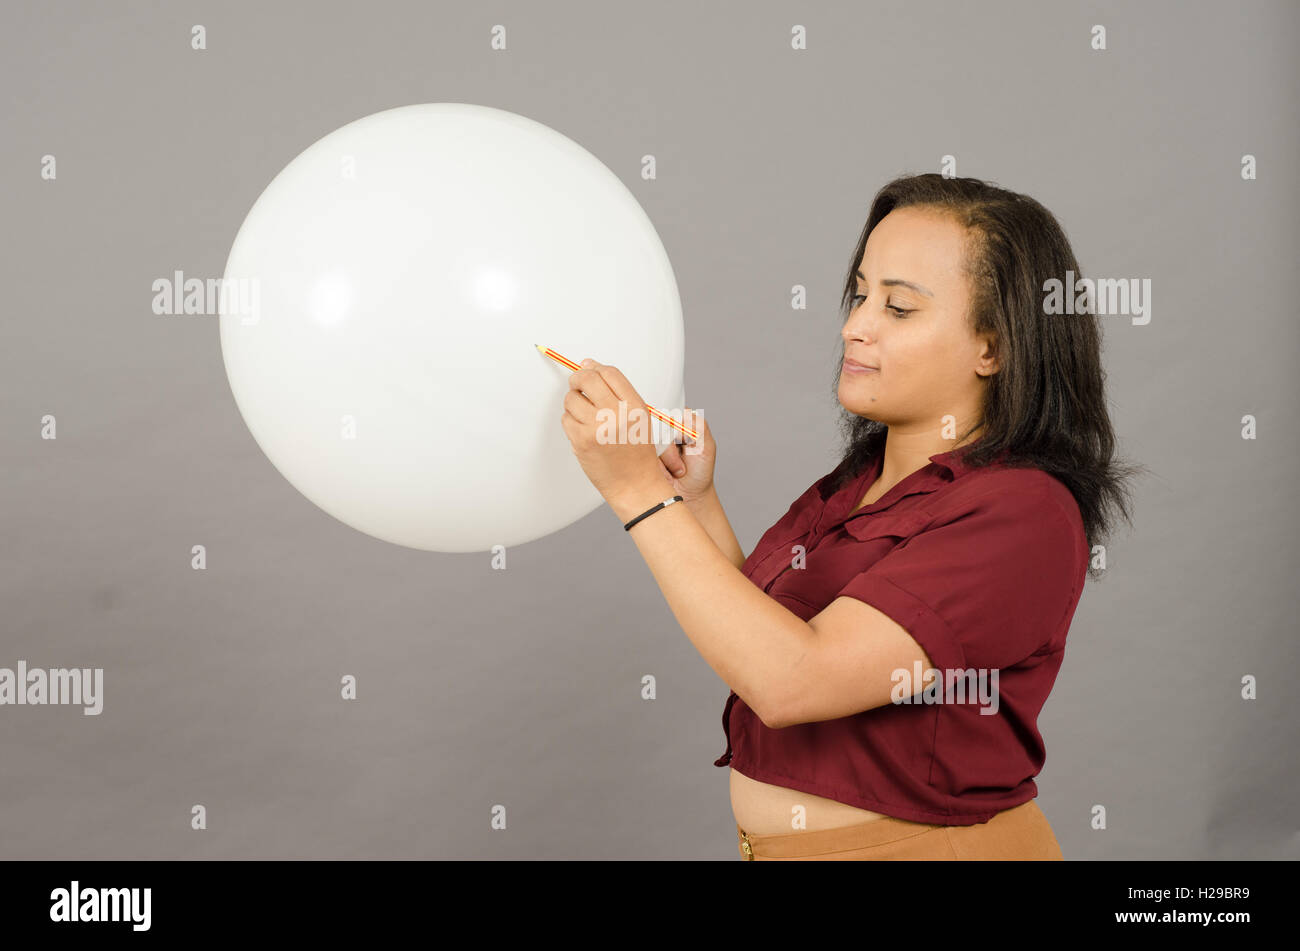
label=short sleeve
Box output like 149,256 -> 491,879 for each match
835,483 -> 1085,671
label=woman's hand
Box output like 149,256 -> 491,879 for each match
560,359 -> 672,510
655,408 -> 716,503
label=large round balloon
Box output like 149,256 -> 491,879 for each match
219,103 -> 685,552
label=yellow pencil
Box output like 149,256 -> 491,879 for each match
535,344 -> 699,441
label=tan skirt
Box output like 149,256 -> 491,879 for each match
736,798 -> 1063,860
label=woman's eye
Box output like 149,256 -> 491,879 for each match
847,291 -> 909,317
850,293 -> 909,318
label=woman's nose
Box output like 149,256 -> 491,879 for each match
843,310 -> 877,344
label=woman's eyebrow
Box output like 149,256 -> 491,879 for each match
855,269 -> 934,297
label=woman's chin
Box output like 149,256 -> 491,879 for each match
838,397 -> 884,419
838,386 -> 882,416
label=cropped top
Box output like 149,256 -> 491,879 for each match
715,445 -> 1090,825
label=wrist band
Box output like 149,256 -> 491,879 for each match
624,495 -> 684,531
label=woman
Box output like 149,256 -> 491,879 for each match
560,173 -> 1139,860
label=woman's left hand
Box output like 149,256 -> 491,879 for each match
560,359 -> 670,510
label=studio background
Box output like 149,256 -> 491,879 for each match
1,0 -> 1296,859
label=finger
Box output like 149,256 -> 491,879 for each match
567,383 -> 597,409
593,364 -> 637,404
568,367 -> 616,406
597,365 -> 658,440
565,371 -> 603,412
563,389 -> 597,424
660,444 -> 685,476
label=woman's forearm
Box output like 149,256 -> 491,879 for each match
606,477 -> 810,724
686,485 -> 746,570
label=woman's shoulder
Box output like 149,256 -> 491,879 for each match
945,462 -> 1082,528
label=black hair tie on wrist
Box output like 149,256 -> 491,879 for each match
624,496 -> 684,531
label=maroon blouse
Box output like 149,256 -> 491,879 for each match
715,445 -> 1090,825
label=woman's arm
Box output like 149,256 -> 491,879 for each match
611,477 -> 938,729
607,479 -> 807,727
560,361 -> 798,725
684,485 -> 746,570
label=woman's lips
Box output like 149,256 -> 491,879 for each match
842,359 -> 878,374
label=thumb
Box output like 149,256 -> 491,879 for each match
662,444 -> 687,477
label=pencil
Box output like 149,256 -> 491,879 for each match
535,344 -> 699,441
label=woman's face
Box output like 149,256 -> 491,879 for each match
838,206 -> 998,434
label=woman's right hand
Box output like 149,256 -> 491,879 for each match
656,408 -> 716,503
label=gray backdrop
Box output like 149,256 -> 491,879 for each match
2,0 -> 1296,860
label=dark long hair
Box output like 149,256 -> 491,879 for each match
829,173 -> 1142,579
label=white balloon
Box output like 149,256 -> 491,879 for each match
219,103 -> 685,552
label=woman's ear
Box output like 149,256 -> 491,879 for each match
975,333 -> 1000,377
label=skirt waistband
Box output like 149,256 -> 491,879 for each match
736,799 -> 1061,860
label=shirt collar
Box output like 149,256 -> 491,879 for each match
929,448 -> 970,479
929,442 -> 1007,479
823,452 -> 939,528
810,439 -> 1004,533
833,443 -> 1003,525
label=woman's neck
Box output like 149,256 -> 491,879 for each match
869,424 -> 982,503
